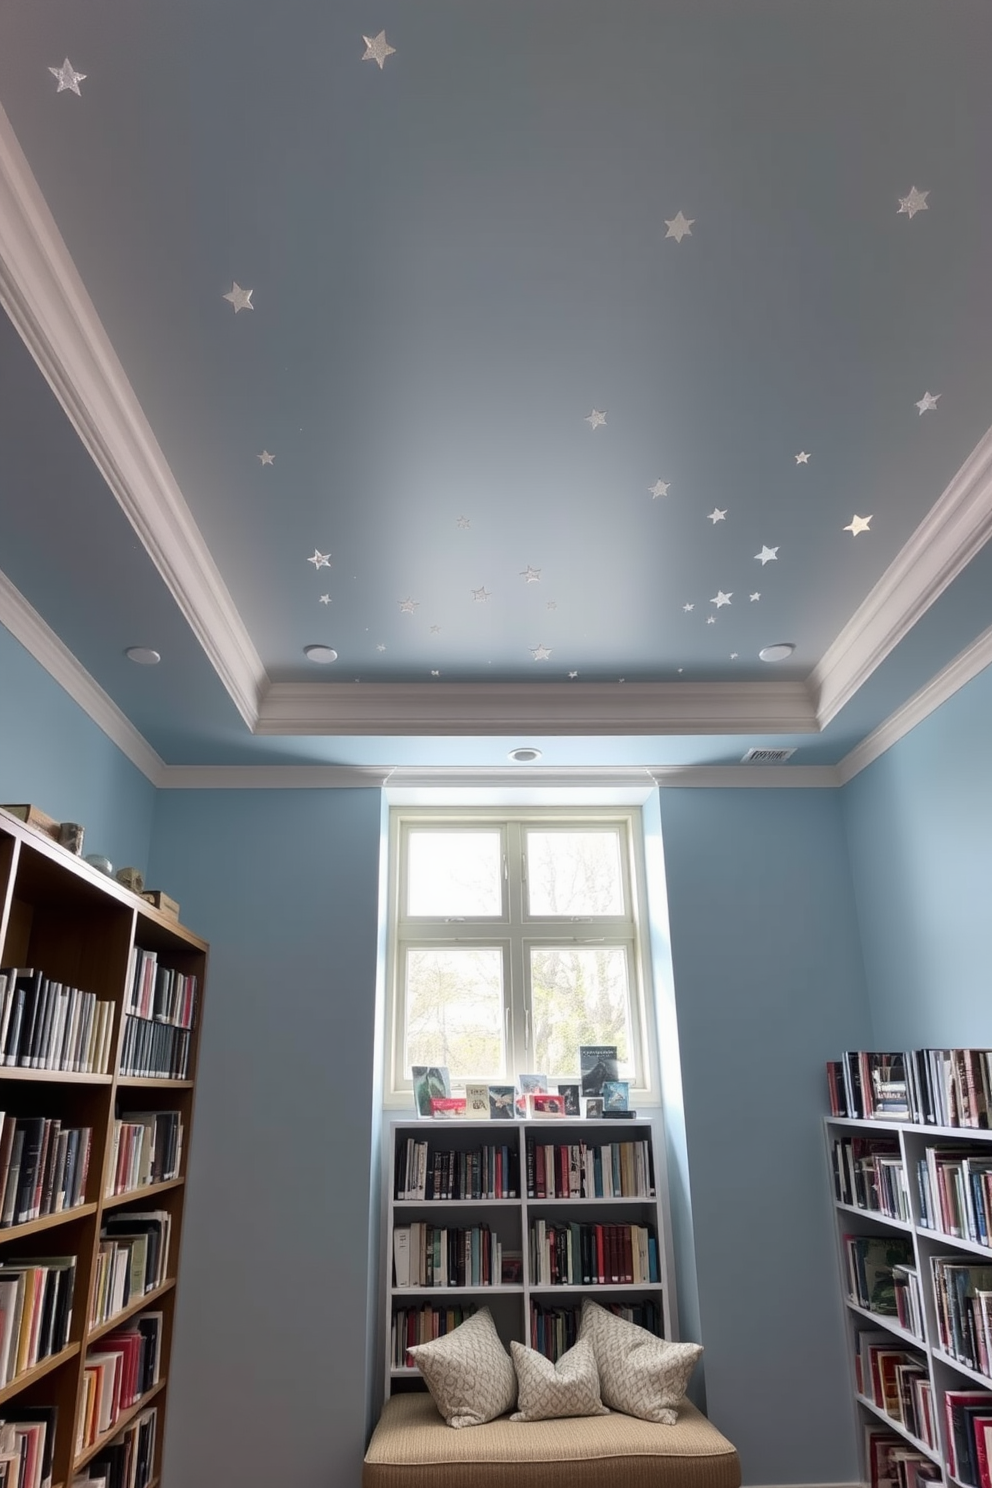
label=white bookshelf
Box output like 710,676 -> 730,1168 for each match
384,1117 -> 676,1400
826,1115 -> 992,1488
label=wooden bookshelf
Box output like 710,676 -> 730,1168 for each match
0,808 -> 205,1488
383,1117 -> 677,1401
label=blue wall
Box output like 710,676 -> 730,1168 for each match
842,660 -> 992,1047
147,788 -> 384,1488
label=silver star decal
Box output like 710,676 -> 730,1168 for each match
898,186 -> 929,219
795,451 -> 810,464
711,591 -> 732,608
307,549 -> 331,570
319,594 -> 331,605
472,586 -> 491,603
257,450 -> 274,466
223,282 -> 254,313
546,600 -> 557,610
754,546 -> 779,565
682,603 -> 694,612
916,390 -> 941,415
531,644 -> 552,661
431,669 -> 440,677
665,211 -> 694,243
568,671 -> 578,679
430,624 -> 441,634
399,597 -> 419,613
376,644 -> 386,651
585,409 -> 607,430
520,566 -> 541,583
730,653 -> 739,660
456,515 -> 470,529
50,59 -> 86,95
707,508 -> 727,524
750,592 -> 761,602
649,480 -> 670,499
844,514 -> 872,536
706,616 -> 716,625
362,31 -> 396,68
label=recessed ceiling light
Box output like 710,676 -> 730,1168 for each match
758,643 -> 796,663
304,645 -> 338,664
124,647 -> 161,665
508,747 -> 542,763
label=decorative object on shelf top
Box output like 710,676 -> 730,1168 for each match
410,1053 -> 637,1121
58,821 -> 85,855
115,867 -> 145,894
828,1049 -> 992,1128
0,803 -> 60,842
140,890 -> 180,922
84,854 -> 114,876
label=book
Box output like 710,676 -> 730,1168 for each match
463,1085 -> 490,1119
488,1085 -> 516,1120
517,1074 -> 548,1116
584,1098 -> 604,1118
557,1084 -> 581,1116
602,1080 -> 629,1113
429,1097 -> 466,1119
411,1067 -> 450,1119
530,1093 -> 564,1119
580,1045 -> 618,1096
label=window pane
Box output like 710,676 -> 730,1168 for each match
404,947 -> 505,1080
525,830 -> 625,916
529,945 -> 632,1080
406,831 -> 503,917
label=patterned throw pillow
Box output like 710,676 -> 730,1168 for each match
578,1298 -> 703,1424
407,1307 -> 517,1428
510,1338 -> 610,1422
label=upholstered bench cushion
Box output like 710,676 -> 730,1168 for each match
363,1390 -> 741,1488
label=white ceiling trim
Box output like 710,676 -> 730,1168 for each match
810,421 -> 992,729
836,621 -> 992,785
0,102 -> 266,732
0,569 -> 166,785
256,679 -> 819,736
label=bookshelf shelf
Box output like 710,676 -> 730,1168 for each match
931,1348 -> 992,1391
384,1117 -> 677,1399
845,1299 -> 926,1348
855,1393 -> 943,1463
835,1200 -> 914,1232
0,808 -> 206,1488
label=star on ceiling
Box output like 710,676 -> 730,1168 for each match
429,624 -> 441,634
520,566 -> 541,583
707,508 -> 727,524
307,549 -> 331,570
399,597 -> 419,613
649,480 -> 670,499
682,603 -> 694,612
431,670 -> 440,677
916,390 -> 941,415
456,516 -> 470,529
898,186 -> 929,219
706,615 -> 716,625
843,514 -> 873,536
472,586 -> 491,602
568,671 -> 578,679
319,594 -> 331,605
750,592 -> 761,602
754,545 -> 779,565
531,644 -> 552,661
376,644 -> 385,651
362,31 -> 396,68
665,211 -> 694,243
730,653 -> 739,660
223,282 -> 254,313
546,600 -> 557,610
257,450 -> 274,466
711,591 -> 732,608
50,59 -> 86,95
585,409 -> 607,430
795,451 -> 811,464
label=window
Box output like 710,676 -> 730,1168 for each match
385,807 -> 658,1105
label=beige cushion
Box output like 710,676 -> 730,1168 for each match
363,1390 -> 741,1488
510,1339 -> 609,1422
578,1299 -> 702,1425
407,1307 -> 516,1428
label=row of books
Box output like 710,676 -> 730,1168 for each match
396,1140 -> 519,1201
89,1212 -> 172,1328
0,1409 -> 56,1488
530,1297 -> 662,1362
72,1405 -> 156,1488
106,1112 -> 183,1197
844,1234 -> 914,1315
392,1224 -> 503,1289
943,1389 -> 992,1488
0,1113 -> 91,1228
916,1147 -> 992,1245
126,948 -> 196,1031
831,1135 -> 911,1222
77,1314 -> 162,1454
390,1304 -> 478,1367
828,1049 -> 992,1127
893,1264 -> 925,1340
526,1138 -> 655,1200
0,969 -> 113,1075
0,1257 -> 76,1388
529,1220 -> 659,1287
865,1426 -> 939,1488
855,1333 -> 935,1447
930,1256 -> 992,1376
119,1017 -> 191,1080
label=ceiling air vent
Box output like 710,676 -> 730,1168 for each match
740,747 -> 796,764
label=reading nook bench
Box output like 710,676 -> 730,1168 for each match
362,1391 -> 742,1488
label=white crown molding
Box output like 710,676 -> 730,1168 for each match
810,421 -> 992,729
649,764 -> 839,787
836,621 -> 992,785
0,571 -> 165,785
256,679 -> 819,736
0,102 -> 266,731
158,765 -> 393,789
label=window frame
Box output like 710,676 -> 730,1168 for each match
384,805 -> 660,1108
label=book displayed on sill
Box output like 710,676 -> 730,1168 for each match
106,1112 -> 182,1196
528,1219 -> 659,1287
412,1067 -> 451,1119
827,1049 -> 992,1128
0,1113 -> 92,1227
0,1257 -> 76,1386
579,1046 -> 618,1097
0,968 -> 114,1075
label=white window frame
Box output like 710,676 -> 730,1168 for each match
384,805 -> 660,1108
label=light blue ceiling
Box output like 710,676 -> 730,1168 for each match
0,0 -> 990,766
